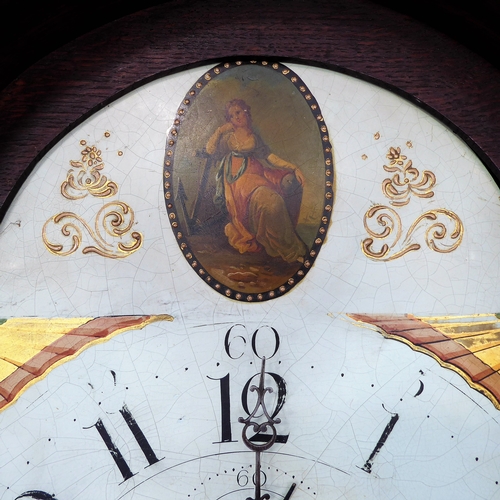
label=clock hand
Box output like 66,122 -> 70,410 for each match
239,356 -> 281,500
283,483 -> 296,500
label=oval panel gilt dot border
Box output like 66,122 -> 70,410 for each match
164,60 -> 334,301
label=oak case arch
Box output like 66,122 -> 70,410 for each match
0,5 -> 498,498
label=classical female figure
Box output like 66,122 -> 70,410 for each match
206,99 -> 307,263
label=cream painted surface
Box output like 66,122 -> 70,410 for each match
1,314 -> 499,499
0,63 -> 497,317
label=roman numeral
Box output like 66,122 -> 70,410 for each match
86,404 -> 162,481
361,412 -> 399,474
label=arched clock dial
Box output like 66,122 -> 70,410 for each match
1,314 -> 500,499
1,50 -> 500,500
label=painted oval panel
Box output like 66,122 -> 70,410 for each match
164,61 -> 333,301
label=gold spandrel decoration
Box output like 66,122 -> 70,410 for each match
0,315 -> 173,413
382,147 -> 436,207
44,138 -> 143,259
43,201 -> 142,258
362,144 -> 463,261
362,206 -> 463,261
348,313 -> 500,410
61,145 -> 118,199
419,315 -> 500,370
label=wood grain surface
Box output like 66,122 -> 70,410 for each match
1,0 -> 499,220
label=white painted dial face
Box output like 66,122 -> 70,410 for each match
1,312 -> 500,500
1,61 -> 500,500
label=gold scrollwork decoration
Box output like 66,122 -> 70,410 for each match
61,145 -> 118,199
42,201 -> 142,259
382,146 -> 436,206
362,206 -> 463,261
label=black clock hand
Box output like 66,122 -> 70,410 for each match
283,483 -> 296,500
239,356 -> 281,500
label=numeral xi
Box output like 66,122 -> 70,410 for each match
87,404 -> 162,481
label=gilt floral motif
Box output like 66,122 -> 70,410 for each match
61,145 -> 118,199
382,146 -> 436,206
43,142 -> 142,259
362,145 -> 463,261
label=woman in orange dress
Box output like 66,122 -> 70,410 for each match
206,99 -> 307,263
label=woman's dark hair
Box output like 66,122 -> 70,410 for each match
225,99 -> 252,124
